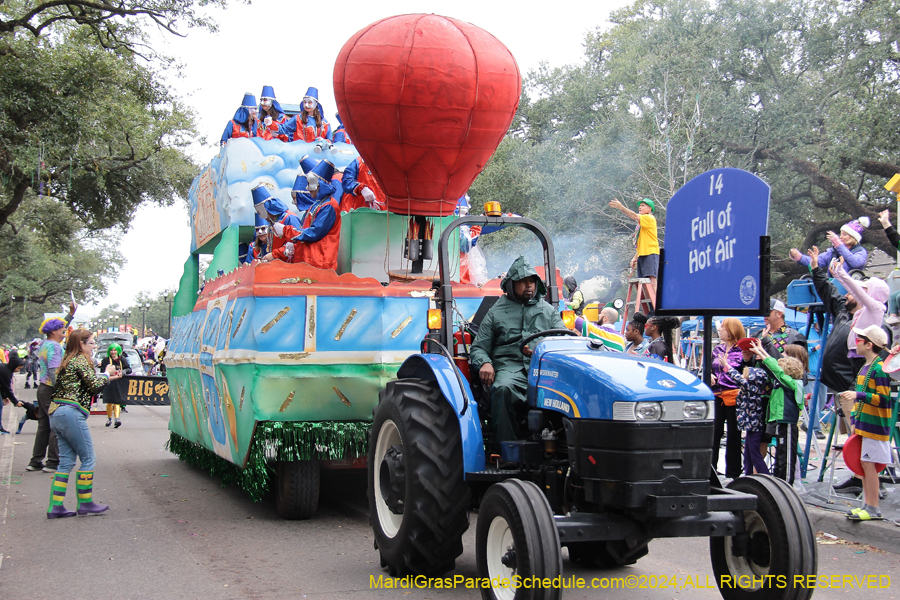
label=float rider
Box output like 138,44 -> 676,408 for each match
253,185 -> 302,263
470,256 -> 566,443
290,160 -> 342,271
220,92 -> 259,146
257,85 -> 288,142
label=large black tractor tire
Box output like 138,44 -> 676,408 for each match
566,538 -> 649,568
276,459 -> 320,520
369,379 -> 471,576
476,479 -> 562,600
710,475 -> 818,600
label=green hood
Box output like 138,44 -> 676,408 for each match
501,256 -> 547,301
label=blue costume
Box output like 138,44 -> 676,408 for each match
243,213 -> 269,264
290,160 -> 342,271
333,113 -> 352,144
221,93 -> 259,146
258,85 -> 288,141
251,185 -> 302,262
274,87 -> 332,142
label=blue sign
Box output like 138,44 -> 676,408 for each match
658,168 -> 770,312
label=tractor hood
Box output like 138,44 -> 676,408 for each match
526,338 -> 714,421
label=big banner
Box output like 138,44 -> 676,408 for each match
104,376 -> 170,406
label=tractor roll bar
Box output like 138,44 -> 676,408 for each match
436,215 -> 559,353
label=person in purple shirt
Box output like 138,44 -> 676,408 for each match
789,217 -> 869,274
710,317 -> 746,479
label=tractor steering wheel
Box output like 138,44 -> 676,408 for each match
519,328 -> 580,354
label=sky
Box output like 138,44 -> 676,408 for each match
86,0 -> 632,316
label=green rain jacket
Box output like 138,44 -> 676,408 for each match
470,256 -> 566,373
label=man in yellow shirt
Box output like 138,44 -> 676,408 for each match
609,198 -> 660,306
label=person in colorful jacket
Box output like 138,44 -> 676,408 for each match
220,92 -> 259,146
470,256 -> 566,443
47,329 -> 122,518
28,303 -> 76,473
575,307 -> 625,352
257,85 -> 288,142
839,325 -> 893,521
724,341 -> 772,476
749,339 -> 805,485
710,318 -> 746,479
252,184 -> 302,263
290,160 -> 341,271
789,217 -> 869,274
341,156 -> 385,211
272,87 -> 332,142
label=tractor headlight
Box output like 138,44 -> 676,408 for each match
683,401 -> 709,420
634,401 -> 662,421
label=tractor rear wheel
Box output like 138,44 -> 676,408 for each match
369,379 -> 470,576
710,475 -> 817,600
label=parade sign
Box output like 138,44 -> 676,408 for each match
657,168 -> 770,314
103,375 -> 171,406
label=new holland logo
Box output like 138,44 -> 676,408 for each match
659,379 -> 676,388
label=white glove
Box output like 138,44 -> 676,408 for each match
264,116 -> 273,127
284,242 -> 295,259
272,222 -> 285,237
360,186 -> 377,207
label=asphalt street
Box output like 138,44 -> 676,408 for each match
1,374 -> 898,600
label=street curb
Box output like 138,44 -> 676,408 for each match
807,505 -> 900,555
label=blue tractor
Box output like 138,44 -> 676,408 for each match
368,214 -> 817,600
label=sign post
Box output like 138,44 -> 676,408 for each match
655,168 -> 771,387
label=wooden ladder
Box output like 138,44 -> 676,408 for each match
621,277 -> 654,334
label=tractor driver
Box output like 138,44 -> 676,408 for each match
470,256 -> 566,443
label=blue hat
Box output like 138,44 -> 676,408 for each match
298,155 -> 318,173
292,176 -> 315,211
259,86 -> 284,117
334,113 -> 343,127
303,86 -> 324,119
254,212 -> 267,228
263,197 -> 289,219
455,194 -> 471,216
251,183 -> 272,208
233,92 -> 258,124
309,159 -> 335,182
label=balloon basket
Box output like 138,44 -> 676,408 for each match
388,269 -> 436,284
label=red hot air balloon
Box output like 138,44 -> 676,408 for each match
333,14 -> 521,217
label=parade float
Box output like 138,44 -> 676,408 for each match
165,14 -> 531,518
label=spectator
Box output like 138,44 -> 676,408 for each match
758,298 -> 807,357
0,350 -> 25,434
272,87 -> 332,142
624,313 -> 648,355
99,344 -> 126,428
46,329 -> 122,518
789,217 -> 869,275
24,339 -> 39,388
257,85 -> 288,142
609,198 -> 659,307
643,315 -> 680,363
470,256 -> 566,442
749,339 -> 805,485
575,307 -> 625,352
221,92 -> 259,146
341,157 -> 386,211
877,209 -> 900,325
14,399 -> 40,434
563,277 -> 585,316
29,303 -> 76,473
841,325 -> 892,521
710,318 -> 746,479
724,337 -> 772,475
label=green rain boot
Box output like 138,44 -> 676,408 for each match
47,473 -> 76,519
75,471 -> 109,516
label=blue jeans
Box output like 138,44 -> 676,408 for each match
889,289 -> 900,316
49,405 -> 96,473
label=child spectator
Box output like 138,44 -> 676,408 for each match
15,400 -> 40,434
749,339 -> 805,484
839,325 -> 893,521
723,337 -> 772,475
